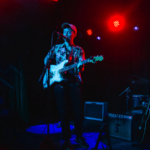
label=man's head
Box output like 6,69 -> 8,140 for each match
61,23 -> 77,43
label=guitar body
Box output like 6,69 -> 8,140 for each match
42,55 -> 104,88
43,60 -> 68,88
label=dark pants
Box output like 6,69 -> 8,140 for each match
53,82 -> 84,140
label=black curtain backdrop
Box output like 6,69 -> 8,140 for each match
0,0 -> 150,124
8,59 -> 29,124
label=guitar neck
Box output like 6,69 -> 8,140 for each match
59,59 -> 90,73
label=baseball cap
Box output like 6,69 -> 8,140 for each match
61,22 -> 77,37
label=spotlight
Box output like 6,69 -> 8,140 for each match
113,20 -> 120,28
96,36 -> 101,40
108,14 -> 125,32
133,26 -> 139,31
87,29 -> 92,36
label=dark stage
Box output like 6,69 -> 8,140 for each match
0,0 -> 150,149
0,119 -> 150,150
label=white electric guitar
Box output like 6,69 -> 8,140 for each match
43,55 -> 104,88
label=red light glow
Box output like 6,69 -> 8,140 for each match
87,29 -> 92,36
108,15 -> 125,32
113,20 -> 120,27
42,0 -> 58,2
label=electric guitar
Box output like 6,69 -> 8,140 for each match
135,98 -> 150,144
43,55 -> 104,88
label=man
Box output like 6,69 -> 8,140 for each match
43,23 -> 89,150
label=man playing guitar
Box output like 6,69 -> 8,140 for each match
43,22 -> 89,150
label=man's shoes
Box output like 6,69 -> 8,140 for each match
75,137 -> 89,148
61,140 -> 74,150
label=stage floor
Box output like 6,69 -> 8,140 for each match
25,120 -> 149,150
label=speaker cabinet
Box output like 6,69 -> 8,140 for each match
107,113 -> 141,141
84,101 -> 108,121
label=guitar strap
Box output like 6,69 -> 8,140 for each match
67,46 -> 78,75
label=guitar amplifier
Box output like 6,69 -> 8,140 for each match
84,101 -> 108,121
107,113 -> 141,141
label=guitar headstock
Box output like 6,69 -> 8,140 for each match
90,55 -> 104,63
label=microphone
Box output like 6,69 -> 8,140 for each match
56,32 -> 68,40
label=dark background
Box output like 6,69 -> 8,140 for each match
0,0 -> 150,124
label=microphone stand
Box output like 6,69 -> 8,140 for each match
119,81 -> 135,114
38,56 -> 52,137
38,32 -> 61,137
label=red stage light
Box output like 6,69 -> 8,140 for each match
87,29 -> 92,36
42,0 -> 58,2
113,20 -> 120,27
108,15 -> 125,32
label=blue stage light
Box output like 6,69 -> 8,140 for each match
97,36 -> 101,40
26,123 -> 74,134
133,26 -> 139,31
